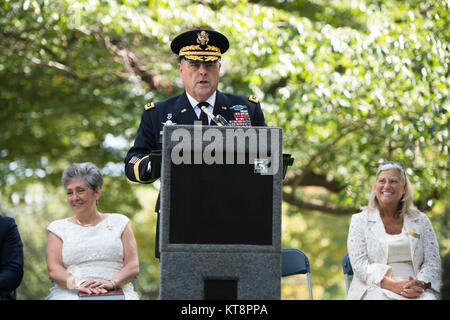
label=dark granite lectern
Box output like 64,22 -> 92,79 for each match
159,125 -> 283,300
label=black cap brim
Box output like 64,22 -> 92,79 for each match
171,29 -> 229,62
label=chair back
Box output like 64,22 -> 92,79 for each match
282,248 -> 310,276
342,253 -> 353,275
342,253 -> 353,293
281,248 -> 313,299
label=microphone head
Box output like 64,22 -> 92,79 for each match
216,114 -> 229,126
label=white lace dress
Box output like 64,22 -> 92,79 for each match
46,213 -> 139,300
363,230 -> 437,300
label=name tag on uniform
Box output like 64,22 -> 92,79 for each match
406,229 -> 420,239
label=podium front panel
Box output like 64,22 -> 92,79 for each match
169,158 -> 273,245
160,125 -> 282,299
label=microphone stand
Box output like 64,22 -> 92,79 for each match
200,106 -> 229,126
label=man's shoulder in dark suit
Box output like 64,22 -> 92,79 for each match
0,215 -> 24,299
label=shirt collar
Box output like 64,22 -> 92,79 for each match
186,91 -> 216,109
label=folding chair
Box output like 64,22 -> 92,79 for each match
281,248 -> 313,299
342,252 -> 353,293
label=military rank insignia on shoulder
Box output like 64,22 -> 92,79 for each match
144,102 -> 155,111
248,95 -> 259,103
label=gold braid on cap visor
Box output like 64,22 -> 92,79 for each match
179,45 -> 221,61
183,55 -> 219,61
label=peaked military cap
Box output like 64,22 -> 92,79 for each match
170,29 -> 229,62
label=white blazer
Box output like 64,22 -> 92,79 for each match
346,208 -> 441,300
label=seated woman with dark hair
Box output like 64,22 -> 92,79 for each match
46,162 -> 139,299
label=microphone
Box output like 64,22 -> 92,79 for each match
200,106 -> 229,126
216,114 -> 229,126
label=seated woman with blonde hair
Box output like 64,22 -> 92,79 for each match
347,161 -> 441,300
46,162 -> 139,299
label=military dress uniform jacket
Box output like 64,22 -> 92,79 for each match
124,90 -> 266,257
125,90 -> 266,185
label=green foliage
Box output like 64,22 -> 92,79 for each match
1,0 -> 448,299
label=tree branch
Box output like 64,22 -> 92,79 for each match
290,122 -> 364,193
283,169 -> 345,193
283,191 -> 357,216
30,56 -> 82,80
29,56 -> 125,84
103,36 -> 161,89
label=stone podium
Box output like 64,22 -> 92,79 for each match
159,124 -> 282,300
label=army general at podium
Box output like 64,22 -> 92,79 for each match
124,27 -> 267,258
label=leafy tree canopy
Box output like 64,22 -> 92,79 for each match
1,0 -> 448,215
1,0 -> 448,299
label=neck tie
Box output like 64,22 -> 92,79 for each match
197,102 -> 209,125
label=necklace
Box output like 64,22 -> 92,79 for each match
75,213 -> 101,227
